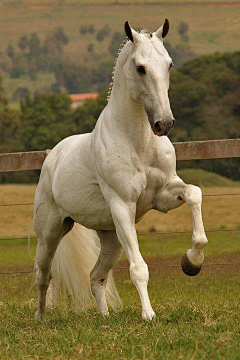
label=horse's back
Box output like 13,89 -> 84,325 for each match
42,133 -> 91,176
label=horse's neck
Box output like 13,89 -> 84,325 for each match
106,72 -> 151,156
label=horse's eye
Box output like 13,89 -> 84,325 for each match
136,65 -> 146,75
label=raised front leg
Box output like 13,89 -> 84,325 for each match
181,185 -> 208,276
110,200 -> 155,321
155,178 -> 208,276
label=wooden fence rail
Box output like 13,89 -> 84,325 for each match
0,139 -> 239,172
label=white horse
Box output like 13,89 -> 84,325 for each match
33,20 -> 208,321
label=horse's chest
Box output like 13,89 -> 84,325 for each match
135,166 -> 166,212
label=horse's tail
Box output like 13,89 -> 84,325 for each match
47,223 -> 122,311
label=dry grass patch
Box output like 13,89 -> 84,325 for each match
137,186 -> 240,233
0,184 -> 239,237
0,184 -> 36,238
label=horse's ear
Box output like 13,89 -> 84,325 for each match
124,21 -> 139,42
154,19 -> 170,39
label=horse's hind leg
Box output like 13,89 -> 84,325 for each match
90,230 -> 123,315
34,203 -> 74,319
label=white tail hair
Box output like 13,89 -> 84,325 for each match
46,223 -> 122,311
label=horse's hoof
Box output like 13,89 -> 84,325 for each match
142,309 -> 156,321
35,310 -> 44,320
101,310 -> 110,317
35,311 -> 40,319
181,253 -> 201,276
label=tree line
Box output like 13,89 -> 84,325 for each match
0,50 -> 239,183
2,22 -> 194,101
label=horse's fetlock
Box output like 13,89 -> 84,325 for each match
193,235 -> 208,248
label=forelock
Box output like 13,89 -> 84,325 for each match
138,28 -> 153,38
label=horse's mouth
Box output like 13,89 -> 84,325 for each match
153,129 -> 168,137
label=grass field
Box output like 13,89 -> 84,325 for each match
0,171 -> 240,358
1,0 -> 240,101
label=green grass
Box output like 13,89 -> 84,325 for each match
138,231 -> 240,258
0,230 -> 240,359
1,296 -> 240,359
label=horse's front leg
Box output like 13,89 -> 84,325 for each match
110,199 -> 155,321
156,180 -> 208,276
181,185 -> 208,276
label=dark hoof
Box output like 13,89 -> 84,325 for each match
181,254 -> 201,276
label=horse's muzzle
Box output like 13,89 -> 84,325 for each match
153,119 -> 175,136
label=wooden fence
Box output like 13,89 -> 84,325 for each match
0,138 -> 240,275
0,138 -> 240,172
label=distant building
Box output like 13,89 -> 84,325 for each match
69,93 -> 99,109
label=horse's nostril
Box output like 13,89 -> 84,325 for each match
172,119 -> 176,128
153,121 -> 162,132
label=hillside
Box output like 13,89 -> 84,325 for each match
0,1 -> 240,102
178,169 -> 240,187
1,1 -> 239,58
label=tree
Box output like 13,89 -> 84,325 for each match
13,87 -> 30,100
79,24 -> 95,35
88,25 -> 95,35
28,33 -> 41,58
79,25 -> 89,35
0,108 -> 23,153
178,22 -> 189,36
178,22 -> 189,43
9,65 -> 23,78
6,44 -> 14,59
17,36 -> 28,51
96,25 -> 111,42
20,94 -> 76,151
109,31 -> 125,57
169,51 -> 240,179
72,92 -> 107,134
51,83 -> 61,94
53,26 -> 69,45
87,43 -> 95,53
0,74 -> 8,109
0,74 -> 23,153
54,62 -> 92,93
92,60 -> 113,91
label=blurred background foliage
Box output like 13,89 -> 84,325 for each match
0,16 -> 239,183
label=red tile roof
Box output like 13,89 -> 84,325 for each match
69,93 -> 99,102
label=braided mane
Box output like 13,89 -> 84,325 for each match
107,38 -> 128,101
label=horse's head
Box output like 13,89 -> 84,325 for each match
124,20 -> 175,136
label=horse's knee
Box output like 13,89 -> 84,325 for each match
184,185 -> 202,205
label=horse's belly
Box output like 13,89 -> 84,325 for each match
54,176 -> 114,230
68,191 -> 114,230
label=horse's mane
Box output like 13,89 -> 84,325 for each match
107,38 -> 128,101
